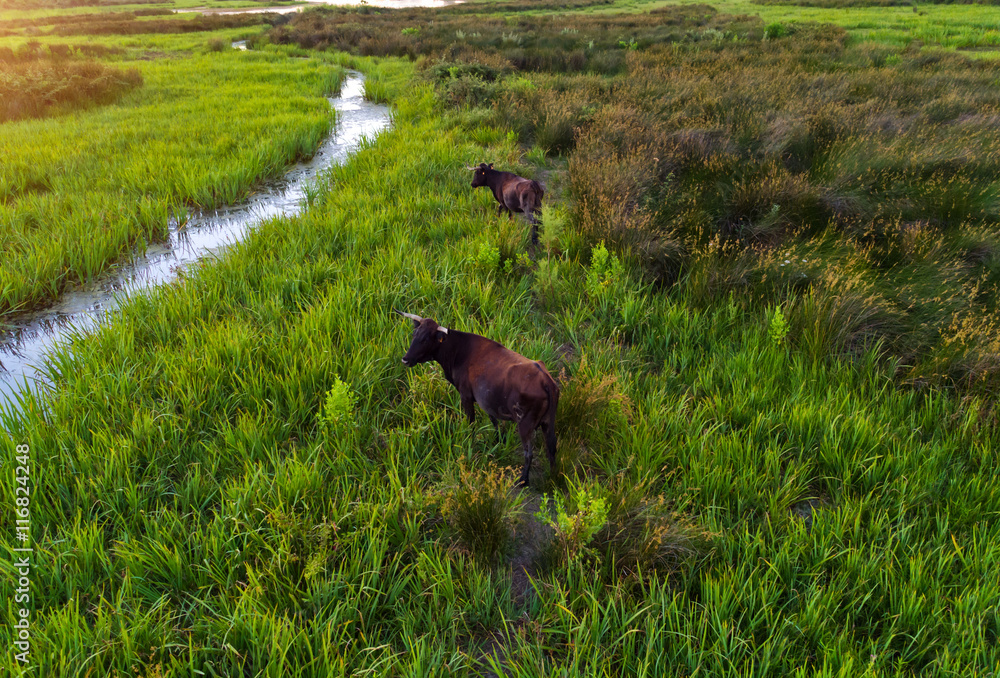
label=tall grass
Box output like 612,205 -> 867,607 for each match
275,5 -> 1000,394
0,47 -> 342,318
2,54 -> 998,674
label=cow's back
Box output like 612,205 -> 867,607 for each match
464,340 -> 552,421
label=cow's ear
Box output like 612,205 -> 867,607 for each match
488,163 -> 494,168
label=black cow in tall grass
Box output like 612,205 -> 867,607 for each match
396,310 -> 559,486
467,162 -> 545,246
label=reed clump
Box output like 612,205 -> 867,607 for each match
437,461 -> 523,564
0,56 -> 141,122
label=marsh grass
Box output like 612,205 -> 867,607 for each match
0,9 -> 284,39
1,59 -> 998,674
268,9 -> 1000,390
2,1 -> 1000,674
0,47 -> 342,317
589,474 -> 715,584
0,55 -> 141,121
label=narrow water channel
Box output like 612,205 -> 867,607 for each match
0,71 -> 391,419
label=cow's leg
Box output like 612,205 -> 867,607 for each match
517,417 -> 536,487
461,394 -> 476,425
489,415 -> 504,445
520,197 -> 540,248
496,203 -> 505,217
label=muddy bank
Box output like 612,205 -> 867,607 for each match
0,71 -> 391,419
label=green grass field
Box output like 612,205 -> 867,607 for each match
2,0 -> 1000,675
0,38 -> 343,317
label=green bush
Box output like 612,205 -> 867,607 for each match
585,241 -> 625,299
763,22 -> 787,40
319,377 -> 358,432
536,476 -> 610,564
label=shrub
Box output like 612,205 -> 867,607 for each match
585,241 -> 625,298
535,476 -> 609,564
319,377 -> 358,432
0,59 -> 142,122
438,461 -> 523,564
473,241 -> 501,273
763,22 -> 786,40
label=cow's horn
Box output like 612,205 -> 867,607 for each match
394,309 -> 423,324
465,165 -> 477,170
437,326 -> 449,335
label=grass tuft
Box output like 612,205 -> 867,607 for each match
437,461 -> 523,565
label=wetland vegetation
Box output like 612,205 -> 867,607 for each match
0,36 -> 342,316
1,0 -> 999,675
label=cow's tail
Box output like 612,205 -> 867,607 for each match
530,180 -> 545,218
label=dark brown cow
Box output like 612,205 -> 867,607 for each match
396,311 -> 558,486
467,162 -> 545,246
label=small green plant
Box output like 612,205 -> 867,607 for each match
473,241 -> 501,272
539,203 -> 565,255
526,145 -> 548,165
536,477 -> 610,564
401,27 -> 420,36
303,520 -> 340,581
532,256 -> 564,309
585,241 -> 625,298
763,23 -> 786,41
618,37 -> 638,50
319,377 -> 358,431
439,461 -> 522,564
768,305 -> 790,346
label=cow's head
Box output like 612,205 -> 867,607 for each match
395,311 -> 449,366
468,162 -> 494,188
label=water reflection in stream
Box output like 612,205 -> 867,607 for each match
0,71 -> 391,418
